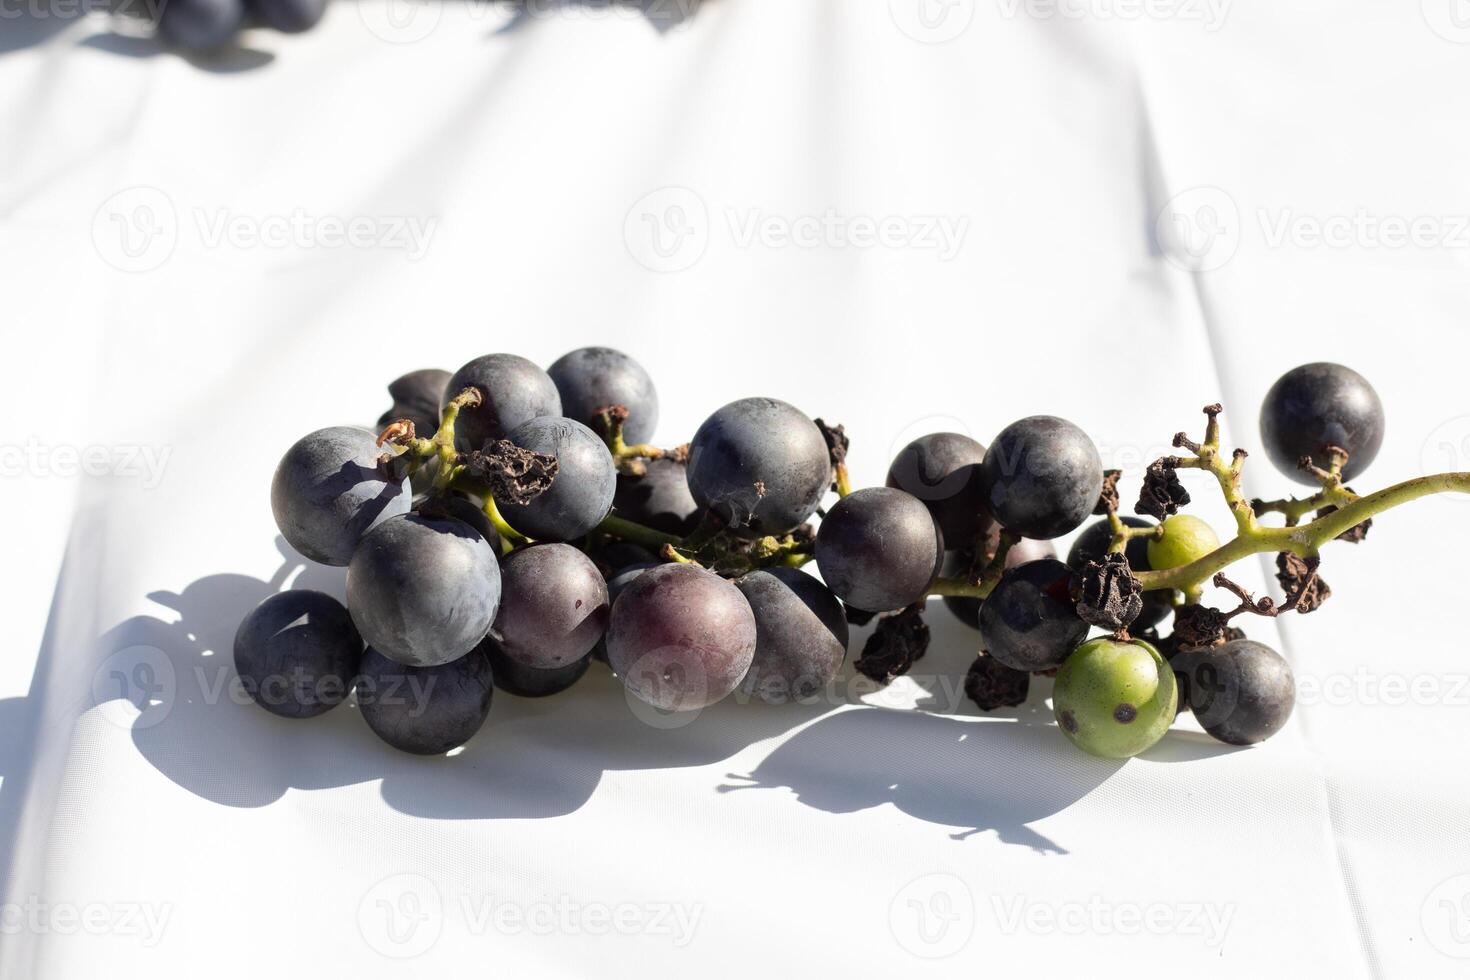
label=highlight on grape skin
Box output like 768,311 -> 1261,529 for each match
250,350 -> 1452,761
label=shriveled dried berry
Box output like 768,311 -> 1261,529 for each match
1075,553 -> 1144,632
1136,458 -> 1190,520
1277,553 -> 1331,612
1094,469 -> 1123,516
853,606 -> 929,684
460,440 -> 559,505
1170,604 -> 1235,651
813,418 -> 849,469
964,655 -> 1030,711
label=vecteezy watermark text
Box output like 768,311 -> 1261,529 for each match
726,209 -> 968,260
1258,209 -> 1470,251
193,209 -> 436,257
357,874 -> 703,959
624,187 -> 970,273
93,187 -> 437,273
0,440 -> 171,488
990,895 -> 1235,946
0,897 -> 172,947
995,0 -> 1231,30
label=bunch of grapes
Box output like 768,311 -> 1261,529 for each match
237,350 -> 1424,761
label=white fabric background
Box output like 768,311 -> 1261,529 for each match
4,1 -> 1470,976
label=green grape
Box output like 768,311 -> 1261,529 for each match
1147,514 -> 1220,572
1053,637 -> 1177,759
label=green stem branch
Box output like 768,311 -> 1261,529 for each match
933,472 -> 1470,601
483,496 -> 529,547
595,514 -> 683,553
1133,471 -> 1470,593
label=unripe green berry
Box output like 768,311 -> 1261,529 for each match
1053,637 -> 1177,759
1147,514 -> 1220,572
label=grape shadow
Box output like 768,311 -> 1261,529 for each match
108,538 -> 837,820
720,708 -> 1120,854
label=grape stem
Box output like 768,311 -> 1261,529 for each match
425,388 -> 480,494
595,514 -> 682,552
1167,403 -> 1257,537
546,397 -> 1470,607
1133,470 -> 1470,593
932,402 -> 1470,602
594,405 -> 685,474
1106,509 -> 1162,554
593,511 -> 817,573
833,462 -> 853,498
928,471 -> 1470,600
375,387 -> 480,486
482,496 -> 529,547
928,530 -> 1019,599
1250,447 -> 1355,526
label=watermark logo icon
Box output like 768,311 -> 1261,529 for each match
358,873 -> 443,959
886,414 -> 980,504
1423,0 -> 1470,43
1423,873 -> 1470,957
357,0 -> 442,43
91,645 -> 177,730
1421,417 -> 1470,501
92,186 -> 177,273
1155,186 -> 1240,273
889,872 -> 974,958
889,0 -> 975,42
620,650 -> 708,731
624,187 -> 709,273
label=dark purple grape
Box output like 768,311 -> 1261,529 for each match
483,639 -> 591,698
815,487 -> 943,613
246,0 -> 324,32
233,590 -> 362,718
377,368 -> 449,434
606,563 -> 659,592
492,544 -> 609,669
607,564 -> 757,711
940,534 -> 1056,630
613,458 -> 700,536
271,426 -> 412,566
978,416 -> 1102,539
443,353 -> 561,451
1260,362 -> 1384,484
885,432 -> 991,547
498,416 -> 616,541
591,561 -> 658,663
735,568 -> 849,704
1173,639 -> 1295,745
547,347 -> 659,445
158,0 -> 243,50
346,515 -> 501,667
686,397 -> 830,537
1067,517 -> 1172,631
356,646 -> 493,755
978,559 -> 1089,672
415,493 -> 502,553
597,541 -> 658,573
